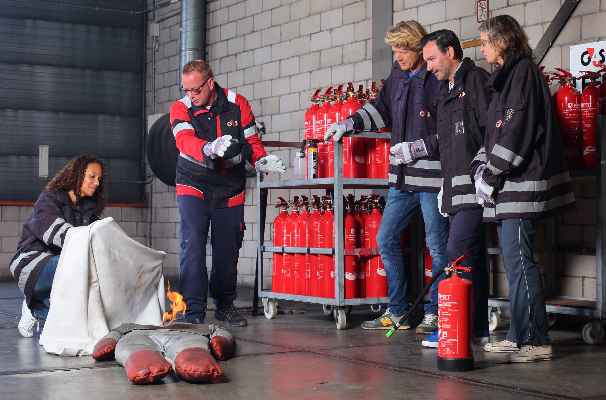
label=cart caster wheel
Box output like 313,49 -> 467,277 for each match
489,311 -> 501,332
322,304 -> 333,316
345,305 -> 353,315
334,308 -> 346,330
582,322 -> 604,345
546,313 -> 557,327
370,304 -> 382,313
264,300 -> 277,320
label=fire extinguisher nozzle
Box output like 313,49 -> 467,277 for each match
386,328 -> 396,338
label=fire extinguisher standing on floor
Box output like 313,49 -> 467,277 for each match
437,255 -> 473,372
554,68 -> 583,170
579,71 -> 600,169
272,197 -> 289,294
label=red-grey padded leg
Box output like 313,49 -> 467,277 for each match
92,337 -> 118,361
124,350 -> 171,384
174,348 -> 222,383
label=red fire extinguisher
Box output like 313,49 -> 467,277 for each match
282,196 -> 300,294
554,68 -> 583,170
324,85 -> 344,178
348,195 -> 366,298
314,87 -> 333,142
599,67 -> 606,115
438,255 -> 473,372
320,196 -> 335,299
305,89 -> 322,141
344,196 -> 358,299
364,81 -> 391,179
365,194 -> 387,298
294,195 -> 310,296
341,83 -> 365,178
307,195 -> 323,297
272,197 -> 289,294
579,71 -> 600,169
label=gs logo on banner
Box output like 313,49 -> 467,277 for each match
581,48 -> 605,67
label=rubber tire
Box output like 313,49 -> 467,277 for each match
489,311 -> 501,332
146,113 -> 179,187
582,322 -> 604,345
370,304 -> 382,313
264,300 -> 277,320
546,312 -> 557,327
322,304 -> 333,316
345,305 -> 353,315
334,309 -> 346,330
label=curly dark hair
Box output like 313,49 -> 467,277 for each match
42,155 -> 107,214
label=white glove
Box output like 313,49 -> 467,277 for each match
473,164 -> 495,205
203,135 -> 235,159
390,139 -> 428,164
437,180 -> 448,217
255,155 -> 286,173
324,119 -> 354,142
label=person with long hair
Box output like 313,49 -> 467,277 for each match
10,155 -> 107,337
474,15 -> 576,362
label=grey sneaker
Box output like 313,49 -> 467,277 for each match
416,313 -> 438,333
484,339 -> 518,353
18,300 -> 38,338
505,345 -> 553,362
361,310 -> 410,330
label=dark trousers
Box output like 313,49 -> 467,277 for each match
445,208 -> 489,331
497,219 -> 550,346
178,195 -> 245,322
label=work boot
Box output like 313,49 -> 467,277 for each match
484,339 -> 517,353
361,309 -> 410,330
188,318 -> 205,324
18,300 -> 38,338
214,302 -> 247,327
416,313 -> 438,333
505,345 -> 553,362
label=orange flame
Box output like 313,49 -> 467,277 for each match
162,281 -> 186,326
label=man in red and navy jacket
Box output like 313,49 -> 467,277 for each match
170,60 -> 285,327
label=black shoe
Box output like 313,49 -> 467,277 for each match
214,303 -> 247,326
187,318 -> 205,324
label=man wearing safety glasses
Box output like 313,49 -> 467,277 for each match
170,60 -> 285,327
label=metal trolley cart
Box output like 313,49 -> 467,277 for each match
487,116 -> 606,344
256,132 -> 426,329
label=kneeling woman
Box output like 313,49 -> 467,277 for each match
10,155 -> 107,337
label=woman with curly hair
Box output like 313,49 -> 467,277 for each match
10,155 -> 107,337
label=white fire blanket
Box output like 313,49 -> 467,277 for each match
39,217 -> 166,356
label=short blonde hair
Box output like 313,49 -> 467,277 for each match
384,21 -> 428,51
182,60 -> 214,79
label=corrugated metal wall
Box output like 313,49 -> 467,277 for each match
0,0 -> 145,203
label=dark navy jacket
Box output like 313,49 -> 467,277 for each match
349,61 -> 442,192
437,58 -> 490,214
471,54 -> 576,221
10,191 -> 99,310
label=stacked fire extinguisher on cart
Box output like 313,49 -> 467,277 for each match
271,194 -> 388,299
301,82 -> 391,179
547,67 -> 606,170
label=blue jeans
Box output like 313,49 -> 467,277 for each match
376,187 -> 449,316
497,219 -> 550,346
32,255 -> 60,321
178,195 -> 245,322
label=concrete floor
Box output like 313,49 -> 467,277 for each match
1,281 -> 605,400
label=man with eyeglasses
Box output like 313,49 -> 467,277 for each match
170,60 -> 285,327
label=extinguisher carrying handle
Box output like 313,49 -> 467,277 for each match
386,254 -> 470,338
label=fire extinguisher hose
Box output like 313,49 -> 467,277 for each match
386,254 -> 469,338
385,268 -> 446,338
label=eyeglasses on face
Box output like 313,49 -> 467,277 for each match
180,77 -> 211,95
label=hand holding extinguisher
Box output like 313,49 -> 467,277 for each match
386,255 -> 470,338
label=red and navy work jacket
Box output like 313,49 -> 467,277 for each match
348,62 -> 442,192
170,83 -> 267,208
